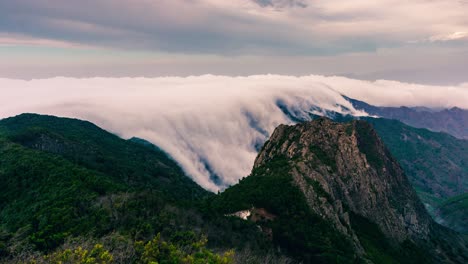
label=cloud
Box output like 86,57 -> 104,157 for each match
2,1 -> 468,82
252,0 -> 308,8
0,75 -> 467,191
429,32 -> 468,42
409,31 -> 468,43
1,0 -> 468,55
0,33 -> 91,48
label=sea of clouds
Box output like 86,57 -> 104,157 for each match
1,75 -> 467,191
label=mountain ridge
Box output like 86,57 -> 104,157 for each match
215,118 -> 468,263
347,97 -> 468,139
0,114 -> 282,263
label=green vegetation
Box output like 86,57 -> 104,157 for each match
0,114 -> 273,262
135,233 -> 234,264
309,145 -> 337,171
0,114 -> 208,203
28,233 -> 233,264
211,156 -> 356,263
363,117 -> 468,234
354,121 -> 385,170
304,178 -> 332,201
0,114 -> 208,253
436,193 -> 468,234
349,212 -> 430,264
322,116 -> 467,234
40,243 -> 113,264
365,117 -> 468,206
1,114 -> 466,263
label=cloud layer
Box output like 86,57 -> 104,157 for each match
2,0 -> 467,55
1,75 -> 467,191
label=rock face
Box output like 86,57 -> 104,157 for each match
249,118 -> 467,262
256,119 -> 431,242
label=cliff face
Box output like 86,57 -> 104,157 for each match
364,117 -> 468,209
230,118 -> 468,263
255,118 -> 432,243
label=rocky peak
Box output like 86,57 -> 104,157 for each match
216,118 -> 467,262
256,118 -> 433,245
254,118 -> 450,254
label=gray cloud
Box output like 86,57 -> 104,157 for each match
252,0 -> 308,8
1,1 -> 468,82
1,0 -> 467,55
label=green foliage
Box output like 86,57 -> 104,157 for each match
211,156 -> 306,215
0,140 -> 122,251
436,193 -> 468,234
354,121 -> 385,170
136,233 -> 234,264
212,156 -> 356,263
0,114 -> 208,203
345,125 -> 353,136
308,145 -> 337,171
304,178 -> 332,201
0,114 -> 210,254
29,233 -> 233,264
42,243 -> 113,264
365,117 -> 468,235
0,114 -> 280,262
349,212 -> 431,264
365,117 -> 468,207
1,114 -> 460,264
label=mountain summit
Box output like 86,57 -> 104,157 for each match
215,118 -> 467,263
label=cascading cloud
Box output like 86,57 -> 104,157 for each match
1,75 -> 467,191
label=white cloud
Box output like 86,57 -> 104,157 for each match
429,32 -> 468,42
0,75 -> 467,191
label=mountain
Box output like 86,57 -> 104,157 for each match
280,104 -> 468,233
364,118 -> 468,206
363,118 -> 468,234
212,118 -> 468,263
0,114 -> 209,201
0,114 -> 204,255
347,97 -> 468,139
1,114 -> 467,263
435,193 -> 468,234
0,114 -> 278,263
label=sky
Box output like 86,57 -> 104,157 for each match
1,1 -> 468,190
1,0 -> 468,83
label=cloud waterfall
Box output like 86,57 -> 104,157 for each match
1,75 -> 467,191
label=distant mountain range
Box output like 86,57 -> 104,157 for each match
347,97 -> 468,139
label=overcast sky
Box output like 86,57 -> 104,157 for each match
1,0 -> 468,83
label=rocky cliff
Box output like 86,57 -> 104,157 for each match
255,118 -> 432,242
217,118 -> 468,263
